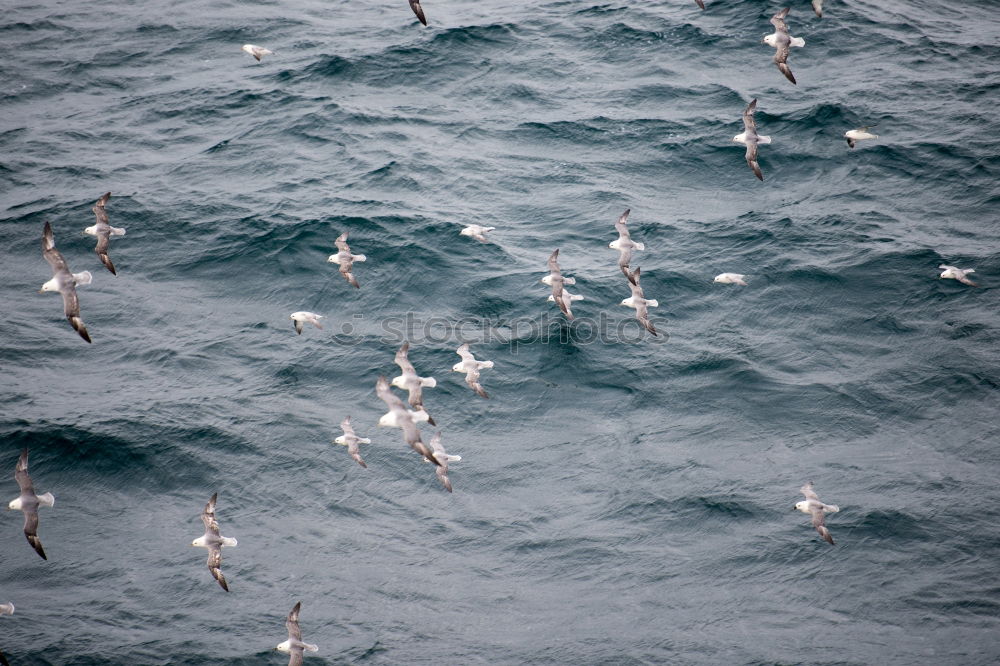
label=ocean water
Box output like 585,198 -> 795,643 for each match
2,0 -> 1000,663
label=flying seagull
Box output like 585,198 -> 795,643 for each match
335,416 -> 371,468
428,432 -> 462,493
276,602 -> 319,665
8,449 -> 54,560
242,44 -> 273,61
939,264 -> 977,286
327,232 -> 366,288
391,342 -> 437,425
460,224 -> 496,242
812,0 -> 823,18
714,273 -> 748,286
764,7 -> 805,85
290,312 -> 324,335
609,209 -> 645,276
547,287 -> 584,319
845,126 -> 878,149
622,267 -> 659,336
541,249 -> 578,320
453,343 -> 494,398
191,493 -> 238,591
732,98 -> 772,181
375,376 -> 440,465
409,0 -> 427,26
795,482 -> 839,545
84,192 -> 125,275
41,221 -> 93,342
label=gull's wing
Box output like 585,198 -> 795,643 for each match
206,543 -> 229,591
409,0 -> 427,26
92,192 -> 111,225
774,44 -> 797,84
42,222 -> 69,274
348,440 -> 367,468
340,416 -> 356,438
22,509 -> 47,560
14,449 -> 33,495
547,249 -> 561,275
742,99 -> 758,134
334,232 -> 350,253
429,433 -> 452,492
695,0 -> 705,8
456,344 -> 475,364
201,493 -> 222,537
614,209 -> 632,240
770,7 -> 790,31
289,651 -> 304,666
286,602 -> 303,642
465,366 -> 489,398
634,299 -> 657,336
745,143 -> 764,181
846,136 -> 856,149
0,647 -> 9,666
376,376 -> 407,412
957,272 -> 978,287
811,507 -> 834,545
395,342 -> 416,376
338,254 -> 360,288
617,246 -> 633,275
95,230 -> 117,275
293,319 -> 303,335
401,419 -> 439,466
800,482 -> 820,501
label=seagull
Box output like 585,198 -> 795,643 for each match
409,0 -> 427,26
622,267 -> 659,336
7,449 -> 54,560
733,98 -> 771,181
335,416 -> 371,468
541,249 -> 578,320
391,342 -> 437,425
714,273 -> 748,286
375,376 -> 440,465
845,126 -> 878,149
939,264 -> 977,286
84,192 -> 125,275
242,44 -> 273,61
812,0 -> 823,18
763,7 -> 805,85
327,232 -> 366,288
795,482 -> 839,545
452,343 -> 494,398
609,209 -> 645,276
290,312 -> 324,335
428,432 -> 461,493
191,493 -> 238,591
41,221 -> 93,343
460,224 -> 496,242
547,287 -> 584,319
276,602 -> 319,665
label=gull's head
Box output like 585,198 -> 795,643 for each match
276,639 -> 291,653
794,501 -> 809,513
763,33 -> 777,47
540,275 -> 553,286
241,44 -> 255,55
459,227 -> 473,237
40,277 -> 58,293
84,224 -> 98,236
192,536 -> 206,547
390,376 -> 406,389
334,435 -> 346,445
377,412 -> 396,427
451,362 -> 463,372
732,132 -> 747,144
8,498 -> 20,510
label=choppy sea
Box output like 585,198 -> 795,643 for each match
2,0 -> 999,663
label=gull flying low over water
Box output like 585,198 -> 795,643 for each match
733,98 -> 771,182
428,432 -> 461,493
460,224 -> 496,242
276,602 -> 319,665
327,232 -> 366,288
542,249 -> 578,320
392,342 -> 437,425
192,493 -> 238,591
796,482 -> 839,545
622,267 -> 659,336
939,264 -> 977,286
409,0 -> 427,26
41,221 -> 93,343
547,287 -> 584,320
242,44 -> 273,61
84,192 -> 125,275
375,376 -> 440,465
335,416 -> 371,468
609,208 -> 645,276
714,273 -> 748,286
845,126 -> 878,149
8,449 -> 54,560
453,343 -> 494,399
764,7 -> 805,85
290,312 -> 324,335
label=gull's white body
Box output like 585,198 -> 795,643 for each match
714,273 -> 748,286
939,264 -> 977,286
242,44 -> 273,61
460,225 -> 496,242
290,311 -> 324,334
378,408 -> 431,427
845,128 -> 879,148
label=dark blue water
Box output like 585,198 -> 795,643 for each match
2,0 -> 1000,663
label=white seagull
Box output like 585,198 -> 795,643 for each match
460,224 -> 496,242
453,343 -> 494,398
795,482 -> 839,545
327,232 -> 366,288
290,312 -> 324,335
335,416 -> 371,468
391,342 -> 437,425
428,432 -> 462,493
939,264 -> 977,286
733,98 -> 771,181
375,376 -> 440,465
84,192 -> 125,275
191,493 -> 238,591
714,273 -> 748,286
609,209 -> 645,276
8,448 -> 54,560
276,602 -> 319,665
242,44 -> 273,61
845,126 -> 878,149
41,221 -> 93,343
763,7 -> 805,85
622,267 -> 659,336
542,249 -> 578,320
